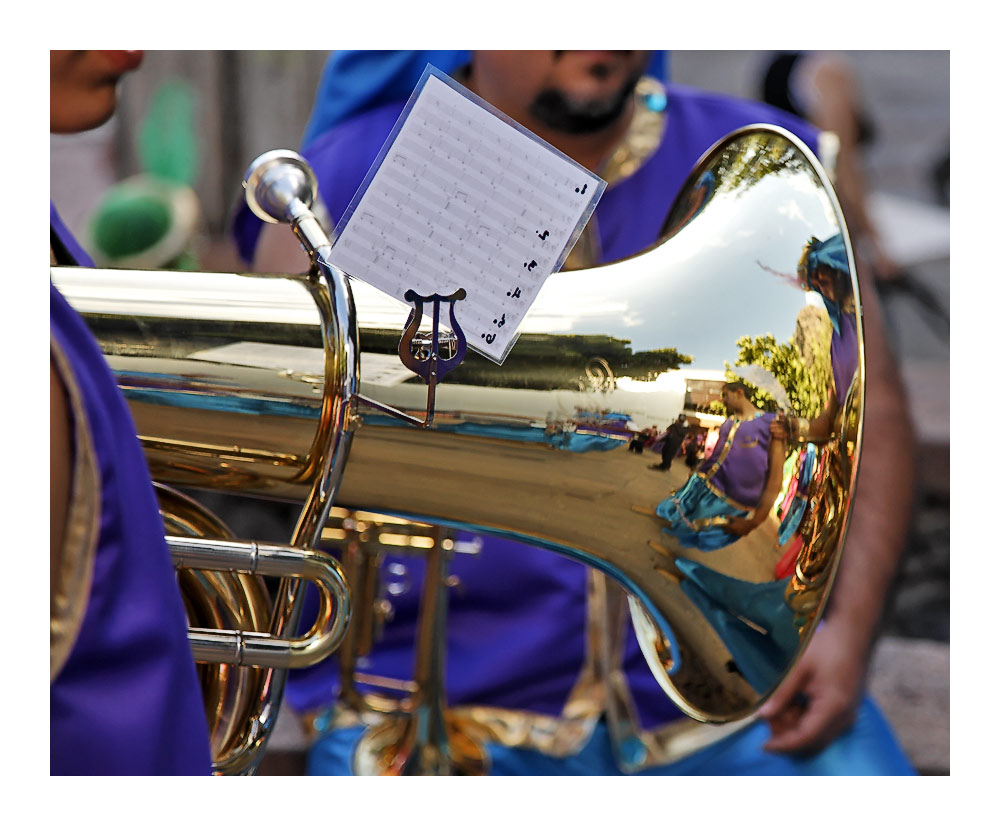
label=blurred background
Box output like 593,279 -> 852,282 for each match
49,50 -> 950,773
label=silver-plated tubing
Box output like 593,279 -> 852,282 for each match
167,536 -> 351,669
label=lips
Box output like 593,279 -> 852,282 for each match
97,50 -> 145,73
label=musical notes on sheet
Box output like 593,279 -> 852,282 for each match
327,68 -> 605,363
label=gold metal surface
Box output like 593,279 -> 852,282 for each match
52,125 -> 864,767
51,264 -> 355,774
334,126 -> 863,722
157,484 -> 271,768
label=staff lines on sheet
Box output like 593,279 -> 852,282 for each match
384,155 -> 571,266
390,137 -> 551,232
416,104 -> 588,215
425,90 -> 593,192
335,218 -> 539,339
341,206 -> 538,320
362,183 -> 536,278
344,211 -> 499,295
375,164 -> 541,263
336,223 -> 407,272
395,122 -> 585,221
403,103 -> 575,205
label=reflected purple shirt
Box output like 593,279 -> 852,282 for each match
702,414 -> 777,508
831,312 -> 859,408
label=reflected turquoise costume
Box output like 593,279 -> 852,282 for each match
675,559 -> 798,694
656,413 -> 776,551
656,475 -> 750,550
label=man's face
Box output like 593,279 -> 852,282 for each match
810,266 -> 836,302
50,50 -> 144,134
472,51 -> 650,135
721,388 -> 739,414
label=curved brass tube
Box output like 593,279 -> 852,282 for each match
167,536 -> 351,668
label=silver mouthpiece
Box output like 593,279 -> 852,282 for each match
243,150 -> 318,225
243,150 -> 330,257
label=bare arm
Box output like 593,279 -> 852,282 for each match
759,265 -> 915,753
800,391 -> 837,443
758,429 -> 789,523
810,57 -> 898,281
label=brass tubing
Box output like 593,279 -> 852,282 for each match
167,536 -> 351,669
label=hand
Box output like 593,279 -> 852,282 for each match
724,516 -> 757,536
758,618 -> 867,755
770,413 -> 791,441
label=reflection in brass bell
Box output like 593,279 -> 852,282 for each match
337,124 -> 864,721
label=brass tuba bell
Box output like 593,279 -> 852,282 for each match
52,125 -> 863,772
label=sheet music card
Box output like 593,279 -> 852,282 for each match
327,66 -> 606,364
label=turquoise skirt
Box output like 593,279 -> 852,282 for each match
306,695 -> 914,775
655,474 -> 748,551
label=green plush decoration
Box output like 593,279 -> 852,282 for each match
86,78 -> 202,268
138,80 -> 198,185
91,191 -> 172,257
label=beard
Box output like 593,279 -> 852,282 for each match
528,65 -> 644,135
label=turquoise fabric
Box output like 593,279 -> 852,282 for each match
803,233 -> 850,335
306,695 -> 914,775
655,474 -> 749,551
675,559 -> 798,694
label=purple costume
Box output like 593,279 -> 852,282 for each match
50,206 -> 212,775
801,233 -> 859,408
701,414 -> 777,509
656,413 -> 777,552
831,312 -> 859,407
239,84 -> 823,734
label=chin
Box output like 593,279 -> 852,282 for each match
51,87 -> 119,134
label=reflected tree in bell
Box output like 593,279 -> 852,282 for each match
714,306 -> 833,418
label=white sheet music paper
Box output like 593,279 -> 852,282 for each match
327,66 -> 605,364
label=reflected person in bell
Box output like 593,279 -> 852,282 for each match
50,50 -> 213,775
655,382 -> 785,551
240,50 -> 913,775
778,233 -> 859,447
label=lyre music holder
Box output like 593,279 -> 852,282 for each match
355,288 -> 468,428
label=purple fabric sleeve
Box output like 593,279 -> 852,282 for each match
830,312 -> 859,408
50,213 -> 211,774
708,414 -> 777,508
50,203 -> 95,267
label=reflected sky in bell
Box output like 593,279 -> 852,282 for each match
346,132 -> 848,381
527,160 -> 845,374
